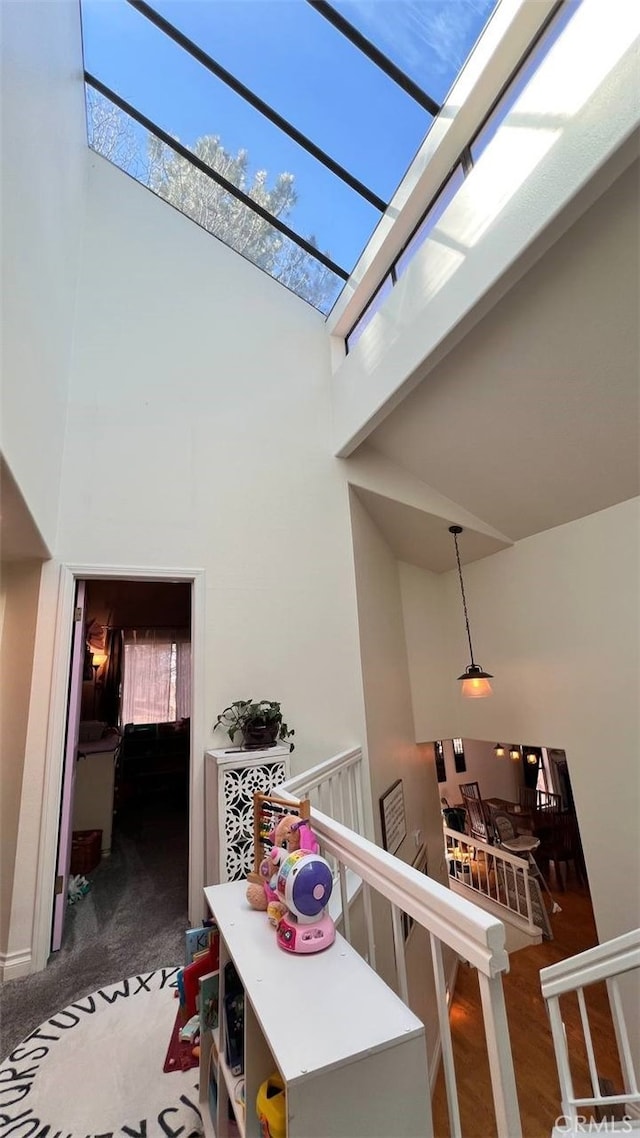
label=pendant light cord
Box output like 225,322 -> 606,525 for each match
452,529 -> 476,667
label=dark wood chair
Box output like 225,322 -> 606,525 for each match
518,786 -> 538,811
459,782 -> 492,843
536,812 -> 586,891
459,781 -> 481,800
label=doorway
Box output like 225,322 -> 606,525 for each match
30,564 -> 205,976
54,578 -> 193,958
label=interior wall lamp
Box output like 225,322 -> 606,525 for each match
91,652 -> 107,717
449,525 -> 493,698
494,743 -> 506,757
509,745 -> 521,761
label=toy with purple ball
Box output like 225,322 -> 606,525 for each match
245,809 -> 335,953
275,848 -> 335,954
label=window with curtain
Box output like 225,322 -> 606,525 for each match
452,738 -> 467,774
121,629 -> 191,725
435,741 -> 446,784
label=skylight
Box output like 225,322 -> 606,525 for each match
81,0 -> 498,315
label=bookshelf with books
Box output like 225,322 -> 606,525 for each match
199,880 -> 430,1138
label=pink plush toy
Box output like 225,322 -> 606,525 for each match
245,814 -> 318,914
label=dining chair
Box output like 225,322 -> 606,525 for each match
518,786 -> 538,811
459,781 -> 481,800
459,782 -> 491,843
536,811 -> 585,891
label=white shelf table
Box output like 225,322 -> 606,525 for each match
200,881 -> 431,1138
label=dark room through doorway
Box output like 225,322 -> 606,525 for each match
54,577 -> 192,968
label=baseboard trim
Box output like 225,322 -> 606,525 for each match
0,948 -> 32,982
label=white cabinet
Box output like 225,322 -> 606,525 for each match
73,740 -> 120,856
200,881 -> 431,1138
205,747 -> 291,885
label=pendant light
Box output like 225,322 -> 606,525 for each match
494,743 -> 506,757
509,745 -> 521,761
449,525 -> 493,698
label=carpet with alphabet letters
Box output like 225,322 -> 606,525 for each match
0,968 -> 203,1138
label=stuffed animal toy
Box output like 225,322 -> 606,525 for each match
246,814 -> 318,915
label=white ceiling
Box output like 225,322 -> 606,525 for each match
351,487 -> 509,572
359,159 -> 639,563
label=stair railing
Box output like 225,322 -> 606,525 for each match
540,927 -> 640,1134
280,745 -> 369,836
443,824 -> 540,935
279,751 -> 522,1138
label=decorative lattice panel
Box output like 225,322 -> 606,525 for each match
222,760 -> 288,882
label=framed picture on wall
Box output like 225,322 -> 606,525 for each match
379,779 -> 406,854
435,741 -> 446,783
453,738 -> 466,773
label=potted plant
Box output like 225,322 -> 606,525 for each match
214,699 -> 295,751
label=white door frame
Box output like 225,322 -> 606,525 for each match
32,562 -> 206,973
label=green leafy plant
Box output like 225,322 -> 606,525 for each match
214,699 -> 295,751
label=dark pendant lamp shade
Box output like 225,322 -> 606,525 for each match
449,525 -> 493,699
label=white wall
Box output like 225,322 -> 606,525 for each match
349,489 -> 452,1067
436,738 -> 523,809
399,561 -> 454,743
349,492 -> 443,869
401,498 -> 640,946
54,155 -> 365,762
10,153 -> 369,961
0,0 -> 86,550
0,561 -> 42,958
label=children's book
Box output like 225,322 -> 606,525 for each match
185,921 -> 217,965
223,960 -> 244,1076
183,935 -> 220,1018
198,969 -> 220,1032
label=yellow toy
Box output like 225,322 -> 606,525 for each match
256,1072 -> 286,1138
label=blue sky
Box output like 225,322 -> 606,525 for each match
81,0 -> 497,271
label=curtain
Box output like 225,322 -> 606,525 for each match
175,638 -> 191,721
121,629 -> 191,725
102,628 -> 123,727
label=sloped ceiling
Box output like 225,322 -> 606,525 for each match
360,159 -> 639,557
0,458 -> 49,562
351,487 -> 508,572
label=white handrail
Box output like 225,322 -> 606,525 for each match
279,749 -> 522,1137
281,746 -> 369,838
310,807 -> 509,976
540,927 -> 640,998
540,927 -> 640,1131
281,746 -> 362,795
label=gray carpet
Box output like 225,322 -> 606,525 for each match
0,795 -> 190,1060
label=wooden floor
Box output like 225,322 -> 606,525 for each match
431,876 -> 623,1138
